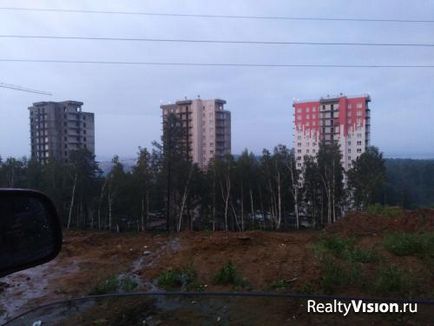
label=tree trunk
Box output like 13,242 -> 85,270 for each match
276,170 -> 282,230
249,189 -> 254,229
108,191 -> 113,231
145,191 -> 150,231
67,174 -> 77,229
141,198 -> 145,232
97,178 -> 107,231
240,183 -> 244,231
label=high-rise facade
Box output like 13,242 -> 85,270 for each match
293,94 -> 371,170
29,101 -> 95,163
161,98 -> 231,168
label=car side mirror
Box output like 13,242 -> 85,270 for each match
0,189 -> 62,277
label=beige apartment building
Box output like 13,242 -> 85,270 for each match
161,98 -> 231,168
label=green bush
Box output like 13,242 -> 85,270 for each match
384,232 -> 434,256
346,247 -> 380,263
314,235 -> 355,258
315,235 -> 380,263
213,261 -> 247,288
157,266 -> 202,291
90,275 -> 138,295
120,277 -> 138,292
372,265 -> 414,295
320,257 -> 362,294
90,276 -> 119,295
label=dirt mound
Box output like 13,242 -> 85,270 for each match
326,209 -> 434,236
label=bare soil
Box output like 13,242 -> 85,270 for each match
1,209 -> 434,325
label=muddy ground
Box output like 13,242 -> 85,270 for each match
1,209 -> 433,325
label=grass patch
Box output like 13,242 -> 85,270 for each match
157,265 -> 204,291
90,276 -> 119,295
89,275 -> 138,295
367,204 -> 404,218
119,277 -> 138,292
213,261 -> 248,288
346,247 -> 380,263
372,265 -> 416,296
314,235 -> 379,263
384,232 -> 434,257
269,279 -> 292,291
298,282 -> 315,295
319,257 -> 363,294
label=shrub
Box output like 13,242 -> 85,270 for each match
384,232 -> 434,256
90,275 -> 138,295
346,247 -> 380,263
372,265 -> 415,295
320,257 -> 362,294
90,276 -> 119,295
213,261 -> 247,288
315,235 -> 380,263
314,235 -> 355,259
120,277 -> 138,292
157,266 -> 201,291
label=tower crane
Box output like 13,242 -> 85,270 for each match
0,82 -> 52,95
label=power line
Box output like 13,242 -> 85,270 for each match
0,82 -> 52,95
0,7 -> 433,24
0,59 -> 433,69
1,34 -> 433,48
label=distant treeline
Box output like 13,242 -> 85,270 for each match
0,115 -> 432,231
0,150 -> 432,233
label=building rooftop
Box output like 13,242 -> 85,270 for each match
293,94 -> 370,105
32,100 -> 84,107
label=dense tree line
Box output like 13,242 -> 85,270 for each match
6,114 -> 429,232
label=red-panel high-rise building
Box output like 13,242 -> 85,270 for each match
292,94 -> 371,170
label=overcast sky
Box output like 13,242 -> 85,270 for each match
1,0 -> 434,161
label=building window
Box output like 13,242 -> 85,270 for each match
297,142 -> 302,146
357,141 -> 362,145
348,141 -> 351,145
357,148 -> 362,153
297,149 -> 302,153
348,149 -> 351,153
